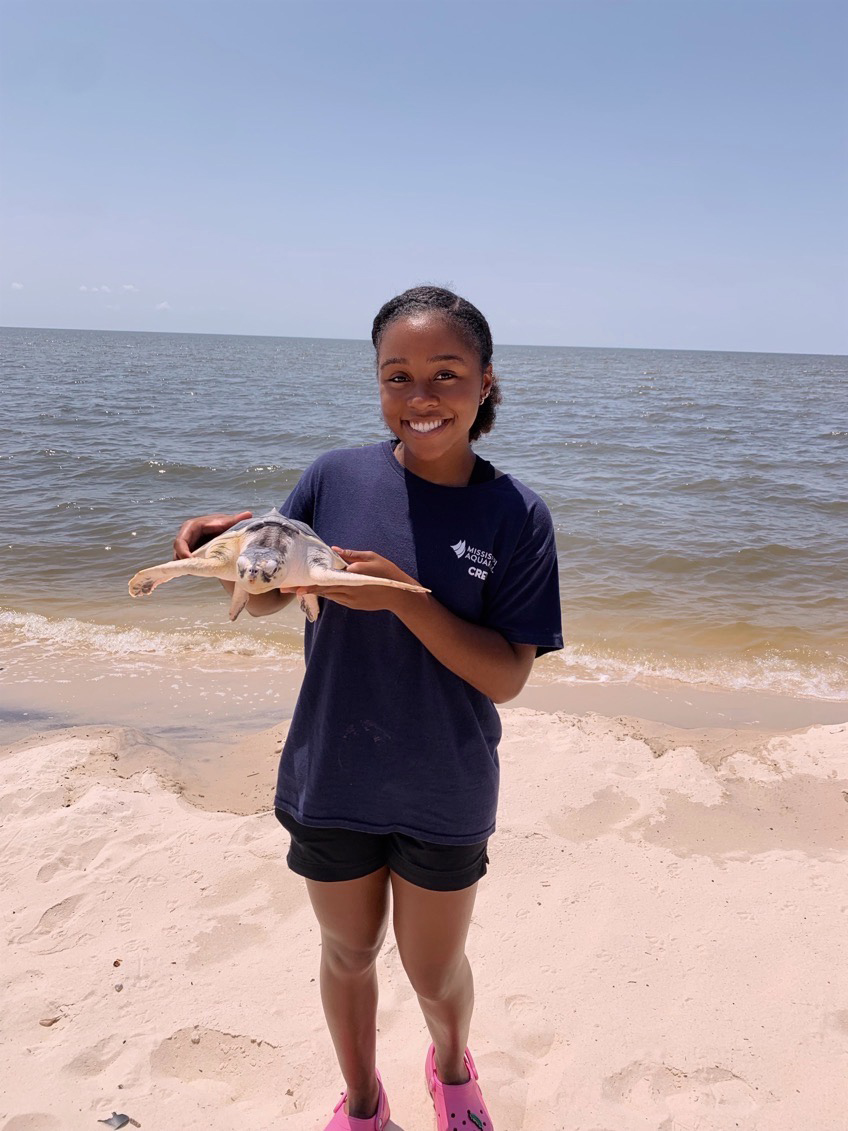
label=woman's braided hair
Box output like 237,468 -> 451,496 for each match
371,285 -> 502,442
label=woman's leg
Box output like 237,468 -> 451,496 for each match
390,872 -> 479,1084
305,868 -> 391,1118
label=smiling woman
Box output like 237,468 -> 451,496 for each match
170,284 -> 562,1131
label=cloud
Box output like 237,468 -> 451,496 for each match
155,301 -> 171,311
11,282 -> 24,290
105,304 -> 120,311
81,283 -> 139,294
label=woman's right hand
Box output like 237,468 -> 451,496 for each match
173,511 -> 253,559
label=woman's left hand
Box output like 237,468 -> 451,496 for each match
298,548 -> 425,613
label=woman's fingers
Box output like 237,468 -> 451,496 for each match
331,548 -> 421,590
173,523 -> 199,559
173,511 -> 253,559
331,547 -> 370,562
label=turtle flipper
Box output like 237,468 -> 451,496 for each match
304,566 -> 428,594
228,585 -> 250,621
128,556 -> 230,597
297,589 -> 320,622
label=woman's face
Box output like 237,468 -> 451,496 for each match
377,313 -> 492,476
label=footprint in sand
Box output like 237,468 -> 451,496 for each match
198,865 -> 268,909
64,1034 -> 126,1078
503,993 -> 556,1058
197,860 -> 295,924
603,1059 -> 762,1118
11,895 -> 85,953
225,822 -> 274,850
187,915 -> 269,968
2,1117 -> 63,1131
35,835 -> 110,882
471,1048 -> 527,1128
826,1009 -> 848,1041
151,1027 -> 293,1105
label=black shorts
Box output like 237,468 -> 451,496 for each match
275,809 -> 488,893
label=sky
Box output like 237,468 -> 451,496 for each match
1,0 -> 846,353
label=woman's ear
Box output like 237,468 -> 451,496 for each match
480,364 -> 494,403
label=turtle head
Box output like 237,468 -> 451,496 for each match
236,546 -> 286,587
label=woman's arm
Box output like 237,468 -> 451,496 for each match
396,592 -> 537,703
308,549 -> 537,703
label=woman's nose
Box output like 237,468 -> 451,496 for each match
408,381 -> 438,405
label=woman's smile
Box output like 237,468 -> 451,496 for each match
404,417 -> 450,434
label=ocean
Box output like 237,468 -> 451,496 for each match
1,327 -> 846,743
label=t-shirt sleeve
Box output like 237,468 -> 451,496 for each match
485,499 -> 563,656
277,460 -> 317,525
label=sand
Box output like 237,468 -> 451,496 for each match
2,708 -> 847,1130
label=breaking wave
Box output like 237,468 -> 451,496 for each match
3,608 -> 845,702
0,608 -> 301,662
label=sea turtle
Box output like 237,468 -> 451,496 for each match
128,510 -> 428,622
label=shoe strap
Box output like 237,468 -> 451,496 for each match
332,1086 -> 387,1129
464,1047 -> 479,1082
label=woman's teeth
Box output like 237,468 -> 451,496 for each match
407,419 -> 446,433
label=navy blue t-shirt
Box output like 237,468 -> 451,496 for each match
274,441 -> 563,845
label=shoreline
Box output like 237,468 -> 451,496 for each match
3,595 -> 846,755
2,709 -> 847,1128
2,641 -> 846,760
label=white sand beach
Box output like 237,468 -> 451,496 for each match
2,707 -> 847,1130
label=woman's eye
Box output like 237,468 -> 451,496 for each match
388,373 -> 409,383
435,371 -> 457,380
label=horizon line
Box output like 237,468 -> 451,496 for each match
1,323 -> 845,360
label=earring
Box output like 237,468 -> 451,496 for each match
479,392 -> 489,405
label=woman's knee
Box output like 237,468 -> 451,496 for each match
321,930 -> 385,978
402,954 -> 469,1002
306,870 -> 390,978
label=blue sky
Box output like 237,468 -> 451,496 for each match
1,0 -> 846,352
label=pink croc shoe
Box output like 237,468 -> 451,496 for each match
425,1044 -> 493,1131
324,1069 -> 390,1131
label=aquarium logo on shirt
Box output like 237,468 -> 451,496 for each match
450,539 -> 497,580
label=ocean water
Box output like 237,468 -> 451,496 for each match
1,326 -> 846,724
